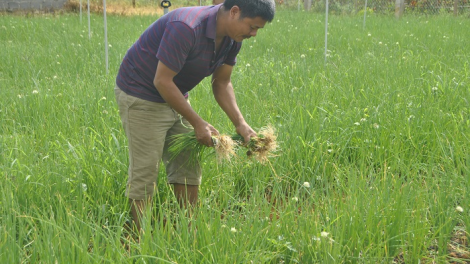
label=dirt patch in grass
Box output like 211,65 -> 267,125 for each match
1,0 -> 172,16
394,224 -> 470,264
63,0 -> 165,16
447,226 -> 469,263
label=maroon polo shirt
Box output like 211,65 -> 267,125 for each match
116,4 -> 242,103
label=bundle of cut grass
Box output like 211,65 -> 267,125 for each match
168,125 -> 278,164
168,132 -> 237,163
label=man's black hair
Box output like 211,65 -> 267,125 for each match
223,0 -> 275,22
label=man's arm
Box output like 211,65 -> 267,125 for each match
212,64 -> 256,143
154,61 -> 217,146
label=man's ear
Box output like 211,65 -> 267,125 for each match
230,5 -> 241,19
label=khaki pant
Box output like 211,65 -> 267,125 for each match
114,87 -> 201,200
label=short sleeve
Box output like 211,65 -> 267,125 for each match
223,42 -> 242,66
156,21 -> 195,73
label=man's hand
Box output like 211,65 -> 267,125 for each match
235,122 -> 256,144
194,121 -> 219,147
154,61 -> 217,147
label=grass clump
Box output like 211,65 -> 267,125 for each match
167,131 -> 210,163
232,125 -> 278,163
212,134 -> 237,163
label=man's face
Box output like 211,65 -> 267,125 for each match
228,7 -> 267,42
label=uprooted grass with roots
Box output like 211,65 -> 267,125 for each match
169,125 -> 278,164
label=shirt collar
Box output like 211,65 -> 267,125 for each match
205,4 -> 222,40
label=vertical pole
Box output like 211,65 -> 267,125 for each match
395,0 -> 404,19
453,0 -> 458,15
363,0 -> 368,30
103,0 -> 109,74
87,0 -> 91,39
324,0 -> 328,65
79,0 -> 82,23
297,0 -> 300,11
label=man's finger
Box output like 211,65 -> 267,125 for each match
211,137 -> 218,146
211,128 -> 220,135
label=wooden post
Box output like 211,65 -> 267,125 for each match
363,0 -> 368,30
87,0 -> 90,39
304,0 -> 311,10
324,0 -> 329,65
132,0 -> 135,8
103,0 -> 108,74
395,0 -> 404,18
304,0 -> 312,10
453,0 -> 458,15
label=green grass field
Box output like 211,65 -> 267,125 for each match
1,10 -> 469,263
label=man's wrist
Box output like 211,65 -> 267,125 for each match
233,117 -> 247,128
